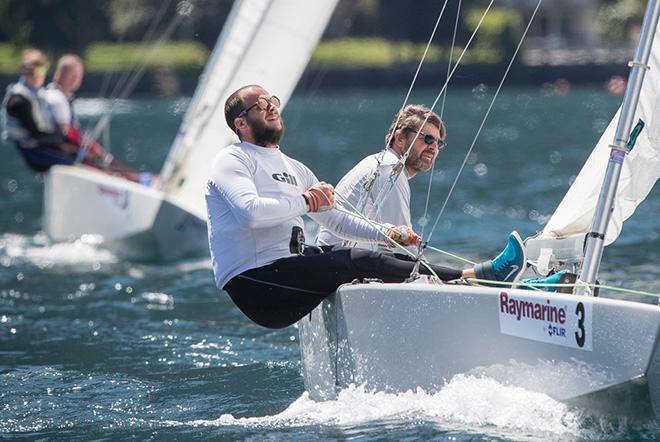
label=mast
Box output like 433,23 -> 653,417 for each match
577,0 -> 660,296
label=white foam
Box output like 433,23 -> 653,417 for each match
0,232 -> 116,269
140,292 -> 174,311
126,258 -> 211,280
74,98 -> 135,117
173,375 -> 598,439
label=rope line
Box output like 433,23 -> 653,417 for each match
333,191 -> 440,280
332,192 -> 656,299
466,278 -> 660,298
425,244 -> 476,266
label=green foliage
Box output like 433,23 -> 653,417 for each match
597,0 -> 646,42
464,7 -> 523,37
0,44 -> 21,73
84,41 -> 209,72
0,41 -> 209,74
311,37 -> 503,69
464,7 -> 523,63
311,38 -> 442,69
0,0 -> 83,53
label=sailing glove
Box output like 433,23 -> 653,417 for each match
384,224 -> 420,247
303,181 -> 335,212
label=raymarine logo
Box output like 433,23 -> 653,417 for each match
499,292 -> 566,324
498,291 -> 591,351
272,172 -> 298,186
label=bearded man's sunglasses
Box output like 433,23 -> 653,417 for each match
238,96 -> 281,117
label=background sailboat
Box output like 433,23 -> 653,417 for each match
43,0 -> 338,260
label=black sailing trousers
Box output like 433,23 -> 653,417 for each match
223,246 -> 462,329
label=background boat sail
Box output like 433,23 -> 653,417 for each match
43,0 -> 338,260
299,0 -> 660,419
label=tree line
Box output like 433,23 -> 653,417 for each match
0,0 -> 646,56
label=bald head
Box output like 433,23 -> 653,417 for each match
53,54 -> 84,96
225,84 -> 283,147
224,84 -> 261,135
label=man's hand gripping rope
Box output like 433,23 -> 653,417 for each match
303,181 -> 335,212
384,224 -> 421,248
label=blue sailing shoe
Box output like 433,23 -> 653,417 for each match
475,231 -> 526,285
521,270 -> 567,292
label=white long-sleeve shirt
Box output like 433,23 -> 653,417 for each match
44,83 -> 76,128
206,142 -> 383,289
317,148 -> 411,251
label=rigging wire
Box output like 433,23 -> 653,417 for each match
97,2 -> 141,96
330,1 -> 652,299
367,0 -> 496,223
420,0 -> 462,240
80,0 -> 172,140
79,1 -> 191,156
104,0 -> 174,103
352,0 -> 450,217
79,0 -> 142,152
426,0 -> 544,242
340,0 -> 494,257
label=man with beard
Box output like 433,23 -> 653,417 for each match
317,104 -> 567,292
317,104 -> 444,251
206,85 -> 527,329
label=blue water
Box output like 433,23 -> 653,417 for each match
1,86 -> 659,440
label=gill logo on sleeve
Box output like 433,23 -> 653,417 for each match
272,172 -> 298,186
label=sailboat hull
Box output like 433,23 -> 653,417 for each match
299,282 -> 660,418
44,165 -> 208,260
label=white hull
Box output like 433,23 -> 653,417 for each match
44,165 -> 207,260
299,281 -> 660,418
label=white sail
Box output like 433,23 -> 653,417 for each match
159,0 -> 338,215
540,27 -> 660,245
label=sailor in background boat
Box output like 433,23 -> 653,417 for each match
1,50 -> 145,182
44,55 -> 85,142
43,54 -> 143,182
206,84 -> 527,329
1,49 -> 67,171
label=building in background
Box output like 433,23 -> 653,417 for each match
504,0 -> 600,49
503,0 -> 638,65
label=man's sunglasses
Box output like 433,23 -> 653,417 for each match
34,65 -> 47,77
238,95 -> 281,117
405,127 -> 447,149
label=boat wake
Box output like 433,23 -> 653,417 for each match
0,232 -> 117,271
171,374 -> 629,440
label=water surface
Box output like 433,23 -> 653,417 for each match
1,86 -> 659,440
